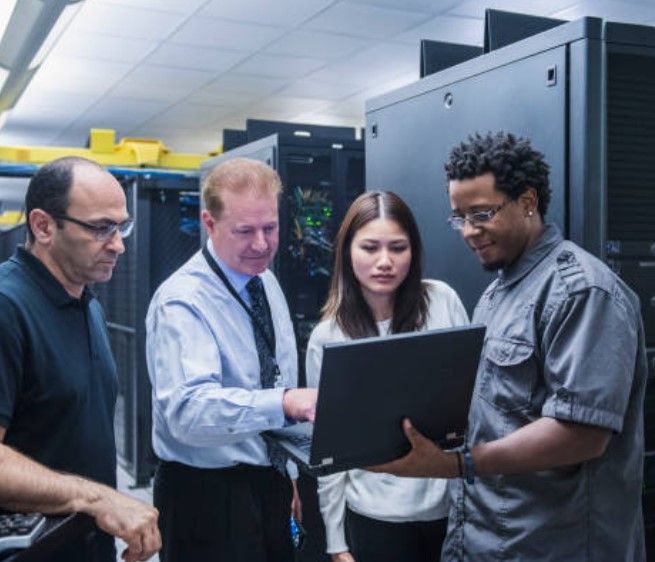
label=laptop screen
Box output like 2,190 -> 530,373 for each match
309,324 -> 485,470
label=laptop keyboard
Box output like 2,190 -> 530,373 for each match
285,434 -> 312,453
0,512 -> 46,553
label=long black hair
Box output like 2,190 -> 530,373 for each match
322,191 -> 429,339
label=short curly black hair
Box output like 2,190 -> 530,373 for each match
444,131 -> 551,216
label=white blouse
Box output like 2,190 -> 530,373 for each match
305,280 -> 469,554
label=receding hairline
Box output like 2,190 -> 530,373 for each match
202,158 -> 282,217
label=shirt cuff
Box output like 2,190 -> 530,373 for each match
542,391 -> 624,432
253,387 -> 287,429
286,459 -> 299,480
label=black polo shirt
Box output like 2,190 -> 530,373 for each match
0,246 -> 117,488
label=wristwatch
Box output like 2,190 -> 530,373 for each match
462,446 -> 475,485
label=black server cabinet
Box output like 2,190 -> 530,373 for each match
201,132 -> 365,384
365,15 -> 655,552
94,170 -> 201,486
0,224 -> 26,262
0,164 -> 33,263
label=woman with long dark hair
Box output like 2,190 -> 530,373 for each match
306,191 -> 468,562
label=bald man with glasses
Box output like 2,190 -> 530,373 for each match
0,157 -> 160,562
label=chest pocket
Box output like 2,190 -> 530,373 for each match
479,337 -> 535,412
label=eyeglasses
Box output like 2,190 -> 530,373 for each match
447,200 -> 510,231
54,215 -> 135,241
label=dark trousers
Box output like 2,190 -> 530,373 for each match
346,508 -> 448,562
154,460 -> 294,562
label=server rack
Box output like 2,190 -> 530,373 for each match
365,14 -> 655,553
0,164 -> 32,263
0,223 -> 25,261
201,125 -> 365,385
93,169 -> 200,486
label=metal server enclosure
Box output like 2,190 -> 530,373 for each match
365,15 -> 655,549
94,170 -> 201,486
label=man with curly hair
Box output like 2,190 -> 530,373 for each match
372,132 -> 647,561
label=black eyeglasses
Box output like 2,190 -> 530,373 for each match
54,215 -> 135,241
447,200 -> 510,231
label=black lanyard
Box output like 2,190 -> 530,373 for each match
201,246 -> 277,361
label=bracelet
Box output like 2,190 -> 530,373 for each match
455,452 -> 463,478
462,446 -> 475,485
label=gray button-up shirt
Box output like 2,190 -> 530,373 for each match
443,224 -> 647,561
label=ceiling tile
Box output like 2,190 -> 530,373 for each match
304,42 -> 417,88
305,2 -> 433,39
149,103 -> 235,128
143,43 -> 247,72
231,54 -> 327,79
204,73 -> 289,95
86,0 -> 207,15
348,0 -> 459,14
71,97 -> 170,131
49,32 -> 158,64
393,15 -> 485,46
13,90 -> 99,114
0,127 -> 62,147
68,2 -> 187,41
199,0 -> 334,28
169,16 -> 286,50
552,0 -> 655,24
448,0 -> 578,19
109,65 -> 215,102
277,79 -> 363,100
186,87 -> 262,107
244,96 -> 333,120
314,98 -> 366,120
291,112 -> 362,128
267,30 -> 373,60
128,126 -> 220,152
28,57 -> 133,95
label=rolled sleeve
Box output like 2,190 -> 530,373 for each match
541,288 -> 638,432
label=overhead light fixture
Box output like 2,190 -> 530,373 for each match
0,0 -> 84,116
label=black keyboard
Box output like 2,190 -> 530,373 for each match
0,513 -> 46,553
285,434 -> 312,451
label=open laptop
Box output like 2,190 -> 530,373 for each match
264,324 -> 485,476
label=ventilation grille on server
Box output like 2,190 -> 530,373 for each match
148,190 -> 200,293
607,52 -> 655,242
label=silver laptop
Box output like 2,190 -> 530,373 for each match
264,324 -> 485,476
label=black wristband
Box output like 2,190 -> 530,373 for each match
455,452 -> 463,478
462,446 -> 475,485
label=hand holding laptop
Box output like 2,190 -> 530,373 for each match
366,418 -> 461,478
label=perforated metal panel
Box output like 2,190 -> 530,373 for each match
0,224 -> 26,262
607,52 -> 655,242
94,173 -> 200,486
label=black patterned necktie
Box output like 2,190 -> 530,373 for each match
246,276 -> 277,388
246,276 -> 287,475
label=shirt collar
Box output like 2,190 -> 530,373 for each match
11,246 -> 94,308
205,239 -> 253,297
498,223 -> 563,287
